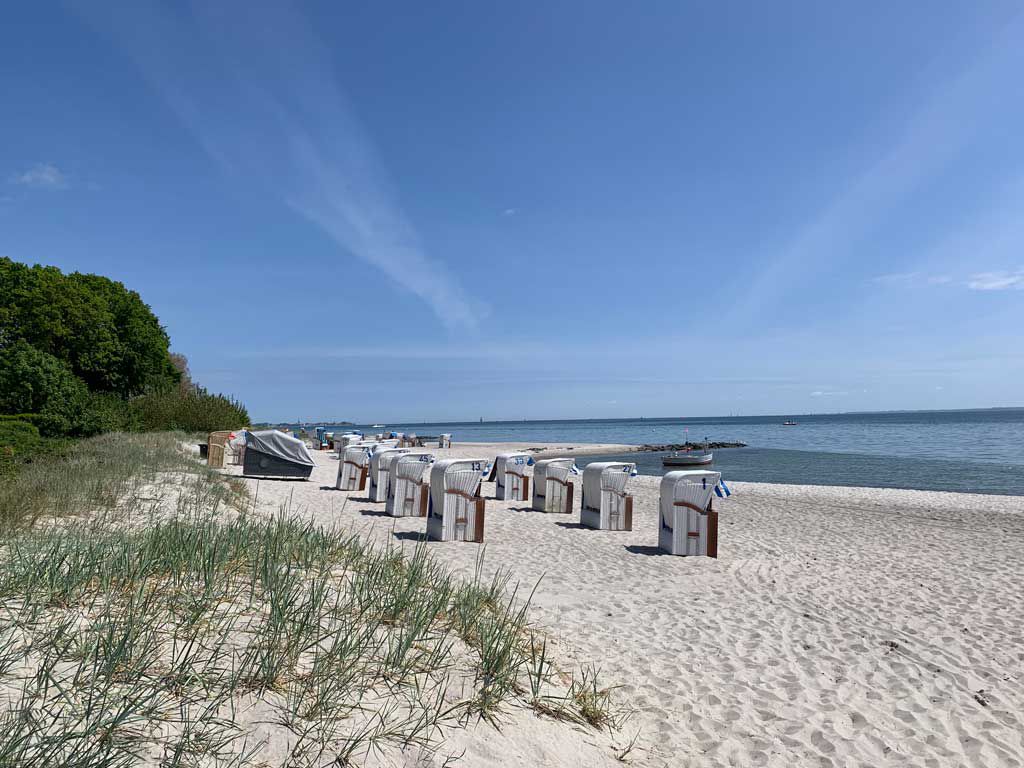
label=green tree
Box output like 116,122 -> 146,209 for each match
0,257 -> 178,397
0,342 -> 91,436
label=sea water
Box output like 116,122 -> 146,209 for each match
319,410 -> 1024,496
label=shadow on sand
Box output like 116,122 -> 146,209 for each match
392,530 -> 428,542
624,545 -> 668,556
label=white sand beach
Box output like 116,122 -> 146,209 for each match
225,441 -> 1024,767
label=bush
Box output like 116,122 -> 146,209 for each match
0,342 -> 92,436
130,388 -> 249,434
0,418 -> 71,480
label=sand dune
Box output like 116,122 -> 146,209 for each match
227,441 -> 1024,767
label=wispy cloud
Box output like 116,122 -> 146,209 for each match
871,272 -> 953,287
502,208 -> 517,216
811,390 -> 848,397
739,15 -> 1024,321
77,0 -> 483,329
967,270 -> 1024,290
871,272 -> 920,285
10,163 -> 69,190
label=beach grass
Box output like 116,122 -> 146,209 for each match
0,433 -> 621,766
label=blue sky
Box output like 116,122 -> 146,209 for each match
2,1 -> 1023,422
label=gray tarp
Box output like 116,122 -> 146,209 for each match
244,430 -> 315,467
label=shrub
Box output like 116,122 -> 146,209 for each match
0,418 -> 71,480
130,388 -> 249,434
0,342 -> 92,436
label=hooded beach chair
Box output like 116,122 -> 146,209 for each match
580,462 -> 636,530
206,430 -> 234,469
334,433 -> 363,456
368,447 -> 411,502
427,459 -> 487,542
386,452 -> 434,517
486,452 -> 534,501
228,432 -> 247,465
531,458 -> 576,513
242,430 -> 316,480
336,443 -> 375,491
659,470 -> 721,557
438,433 -> 452,448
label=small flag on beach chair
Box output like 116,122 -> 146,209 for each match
714,480 -> 732,498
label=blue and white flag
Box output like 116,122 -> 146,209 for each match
570,462 -> 581,475
714,479 -> 732,498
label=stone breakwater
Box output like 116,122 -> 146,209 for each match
639,441 -> 747,451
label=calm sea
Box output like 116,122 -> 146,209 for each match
319,410 -> 1024,496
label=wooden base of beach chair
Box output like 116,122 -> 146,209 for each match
473,499 -> 485,541
418,483 -> 429,517
706,508 -> 718,558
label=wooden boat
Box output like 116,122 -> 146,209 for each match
662,451 -> 714,467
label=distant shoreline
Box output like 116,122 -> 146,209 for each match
274,406 -> 1024,430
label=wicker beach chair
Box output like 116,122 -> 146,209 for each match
386,453 -> 434,517
336,443 -> 376,491
658,470 -> 721,557
428,459 -> 487,542
368,447 -> 410,502
207,430 -> 233,469
579,462 -> 636,530
531,458 -> 576,513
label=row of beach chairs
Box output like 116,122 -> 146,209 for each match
332,445 -> 723,557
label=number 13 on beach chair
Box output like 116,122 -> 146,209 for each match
428,459 -> 487,542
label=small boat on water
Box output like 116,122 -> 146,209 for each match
662,430 -> 714,467
371,424 -> 385,428
662,451 -> 714,467
782,420 -> 798,426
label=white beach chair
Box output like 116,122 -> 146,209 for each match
369,447 -> 411,502
580,462 -> 636,530
386,453 -> 434,517
336,444 -> 375,491
334,432 -> 362,457
438,433 -> 452,448
486,452 -> 534,501
659,470 -> 721,557
531,458 -> 576,513
427,459 -> 487,542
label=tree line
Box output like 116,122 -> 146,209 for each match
1,257 -> 249,468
